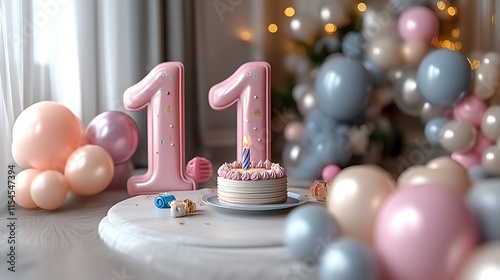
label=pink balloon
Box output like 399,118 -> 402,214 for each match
451,150 -> 482,170
453,96 -> 487,127
375,185 -> 479,280
65,145 -> 115,196
106,159 -> 134,191
472,131 -> 494,156
30,170 -> 69,210
14,169 -> 41,209
322,164 -> 341,181
398,6 -> 439,44
11,101 -> 81,171
85,111 -> 139,164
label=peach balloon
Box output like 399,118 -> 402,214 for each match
11,101 -> 81,171
328,165 -> 395,244
398,157 -> 471,196
31,170 -> 69,210
460,242 -> 500,280
401,39 -> 428,67
64,145 -> 114,196
14,169 -> 41,209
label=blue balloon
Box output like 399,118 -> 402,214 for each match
362,57 -> 386,87
466,179 -> 500,242
417,49 -> 471,107
468,165 -> 495,182
315,56 -> 373,121
388,0 -> 428,14
303,108 -> 338,144
342,32 -> 366,60
424,117 -> 449,144
284,205 -> 342,263
319,238 -> 379,280
292,129 -> 352,181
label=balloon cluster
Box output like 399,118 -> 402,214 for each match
282,0 -> 500,182
284,160 -> 500,280
12,101 -> 139,210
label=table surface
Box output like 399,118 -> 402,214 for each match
1,182 -> 322,280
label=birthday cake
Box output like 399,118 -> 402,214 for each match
216,160 -> 288,205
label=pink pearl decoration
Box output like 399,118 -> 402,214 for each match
452,96 -> 487,127
322,164 -> 341,181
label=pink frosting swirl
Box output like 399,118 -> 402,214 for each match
275,167 -> 286,178
230,170 -> 241,180
250,172 -> 261,181
260,171 -> 269,180
255,160 -> 264,168
241,171 -> 251,181
264,159 -> 272,169
267,170 -> 277,179
232,161 -> 242,168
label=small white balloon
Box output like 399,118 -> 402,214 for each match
284,121 -> 304,142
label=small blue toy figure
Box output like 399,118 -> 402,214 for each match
154,193 -> 176,208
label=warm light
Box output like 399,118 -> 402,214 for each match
431,37 -> 439,47
455,41 -> 462,50
442,40 -> 451,49
467,58 -> 481,70
447,6 -> 457,16
493,15 -> 496,24
239,31 -> 252,42
324,23 -> 337,34
284,7 -> 295,17
436,1 -> 446,11
268,24 -> 278,34
243,134 -> 249,146
451,28 -> 460,38
357,2 -> 367,12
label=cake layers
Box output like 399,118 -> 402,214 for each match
217,177 -> 288,205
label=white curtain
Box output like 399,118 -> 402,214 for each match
1,0 -> 199,207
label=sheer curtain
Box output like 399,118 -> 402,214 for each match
0,0 -> 198,207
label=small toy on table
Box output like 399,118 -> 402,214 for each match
154,193 -> 176,208
170,199 -> 196,218
310,180 -> 329,202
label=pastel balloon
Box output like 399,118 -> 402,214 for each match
417,49 -> 471,107
284,121 -> 304,142
292,83 -> 316,116
365,36 -> 402,69
439,120 -> 477,152
468,165 -> 494,181
284,205 -> 342,263
289,13 -> 319,43
374,185 -> 479,280
328,165 -> 395,244
85,111 -> 139,164
11,101 -> 81,171
14,169 -> 41,209
282,140 -> 306,176
460,242 -> 500,280
473,63 -> 500,100
106,159 -> 135,191
315,56 -> 373,121
322,164 -> 341,181
30,170 -> 69,210
482,145 -> 500,176
318,1 -> 349,26
398,6 -> 439,43
451,150 -> 482,170
362,57 -> 386,87
303,108 -> 338,143
467,179 -> 500,241
472,131 -> 493,156
419,102 -> 448,123
401,39 -> 428,66
481,105 -> 500,141
319,238 -> 379,280
397,162 -> 471,196
453,96 -> 487,127
342,31 -> 366,60
393,70 -> 425,117
424,117 -> 448,144
482,52 -> 500,69
64,145 -> 115,196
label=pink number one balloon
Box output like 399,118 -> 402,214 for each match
123,62 -> 195,195
209,62 -> 271,162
